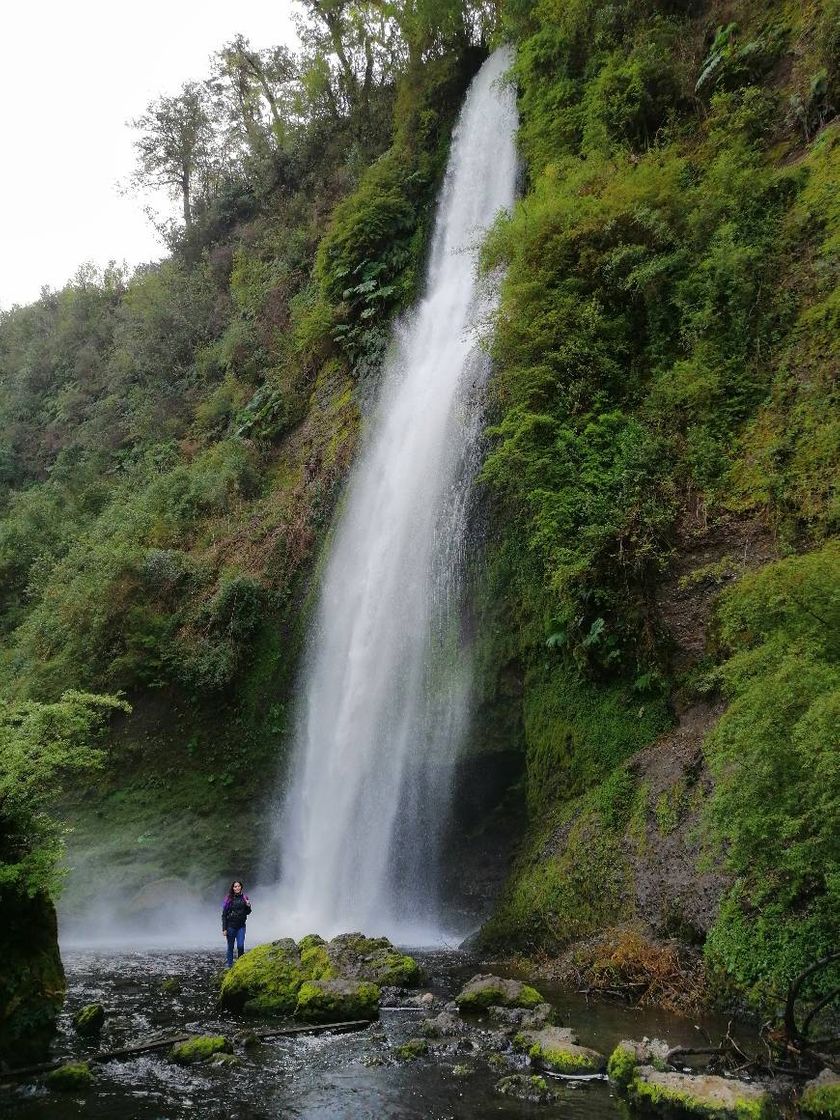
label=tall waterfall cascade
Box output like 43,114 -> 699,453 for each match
270,48 -> 518,942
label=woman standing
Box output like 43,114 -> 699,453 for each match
221,880 -> 251,968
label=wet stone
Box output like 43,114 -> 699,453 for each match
494,1073 -> 558,1104
488,1002 -> 555,1030
455,974 -> 545,1013
627,1067 -> 776,1119
419,1011 -> 465,1038
72,1002 -> 105,1036
45,1061 -> 94,1092
517,1026 -> 606,1075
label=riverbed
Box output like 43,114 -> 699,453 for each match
3,946 -> 734,1119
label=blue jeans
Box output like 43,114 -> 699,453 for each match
225,925 -> 246,968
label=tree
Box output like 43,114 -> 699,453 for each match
131,82 -> 218,226
296,0 -> 401,131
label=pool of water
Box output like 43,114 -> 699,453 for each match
2,947 -> 737,1119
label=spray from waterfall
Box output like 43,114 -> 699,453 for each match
267,48 -> 518,942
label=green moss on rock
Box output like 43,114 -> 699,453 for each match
45,1061 -> 93,1091
802,1074 -> 840,1119
298,934 -> 326,953
324,933 -> 420,986
626,1067 -> 776,1120
455,974 -> 545,1012
170,1035 -> 231,1065
494,1073 -> 557,1103
219,933 -> 416,1019
607,1042 -> 640,1090
219,938 -> 303,1015
300,943 -> 333,980
294,978 -> 380,1022
72,1002 -> 105,1036
516,1026 -> 605,1074
394,1037 -> 428,1061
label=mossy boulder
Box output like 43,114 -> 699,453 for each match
420,1011 -> 465,1038
625,1067 -> 776,1120
170,1035 -> 231,1065
218,933 -> 416,1019
608,1038 -> 672,1089
45,1061 -> 93,1091
394,1037 -> 429,1061
72,1003 -> 105,1036
802,1071 -> 840,1119
516,1026 -> 605,1074
494,1073 -> 558,1104
455,974 -> 545,1012
325,933 -> 421,986
219,938 -> 303,1015
294,978 -> 380,1022
160,977 -> 182,995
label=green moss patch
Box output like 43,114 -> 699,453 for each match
72,1002 -> 105,1036
626,1067 -> 776,1120
517,1027 -> 605,1075
324,933 -> 421,986
394,1037 -> 429,1061
170,1035 -> 231,1065
45,1061 -> 93,1091
607,1042 -> 640,1091
455,974 -> 545,1012
294,979 -> 380,1023
802,1076 -> 840,1119
219,938 -> 303,1015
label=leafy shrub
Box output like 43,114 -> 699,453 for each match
703,545 -> 840,1007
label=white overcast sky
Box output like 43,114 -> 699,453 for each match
0,1 -> 299,310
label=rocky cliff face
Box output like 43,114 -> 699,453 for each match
0,891 -> 65,1066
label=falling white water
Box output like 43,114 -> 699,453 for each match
270,48 -> 518,942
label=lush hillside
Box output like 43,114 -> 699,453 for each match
0,0 -> 837,1060
475,0 -> 839,1015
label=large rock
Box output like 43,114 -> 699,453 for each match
0,890 -> 65,1065
219,938 -> 303,1016
294,978 -> 380,1022
516,1026 -> 605,1074
455,974 -> 545,1012
219,933 -> 418,1019
802,1070 -> 840,1119
627,1067 -> 776,1119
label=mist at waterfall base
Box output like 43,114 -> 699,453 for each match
259,48 -> 519,946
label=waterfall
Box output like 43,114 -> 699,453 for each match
270,48 -> 518,942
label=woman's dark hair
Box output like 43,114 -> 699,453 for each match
225,880 -> 244,902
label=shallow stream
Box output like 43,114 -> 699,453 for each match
4,947 -> 736,1119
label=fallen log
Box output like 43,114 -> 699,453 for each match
0,1020 -> 371,1080
0,1034 -> 192,1080
253,1019 -> 372,1040
95,1033 -> 192,1062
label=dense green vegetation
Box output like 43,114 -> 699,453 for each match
476,0 -> 839,1012
0,0 -> 837,1054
